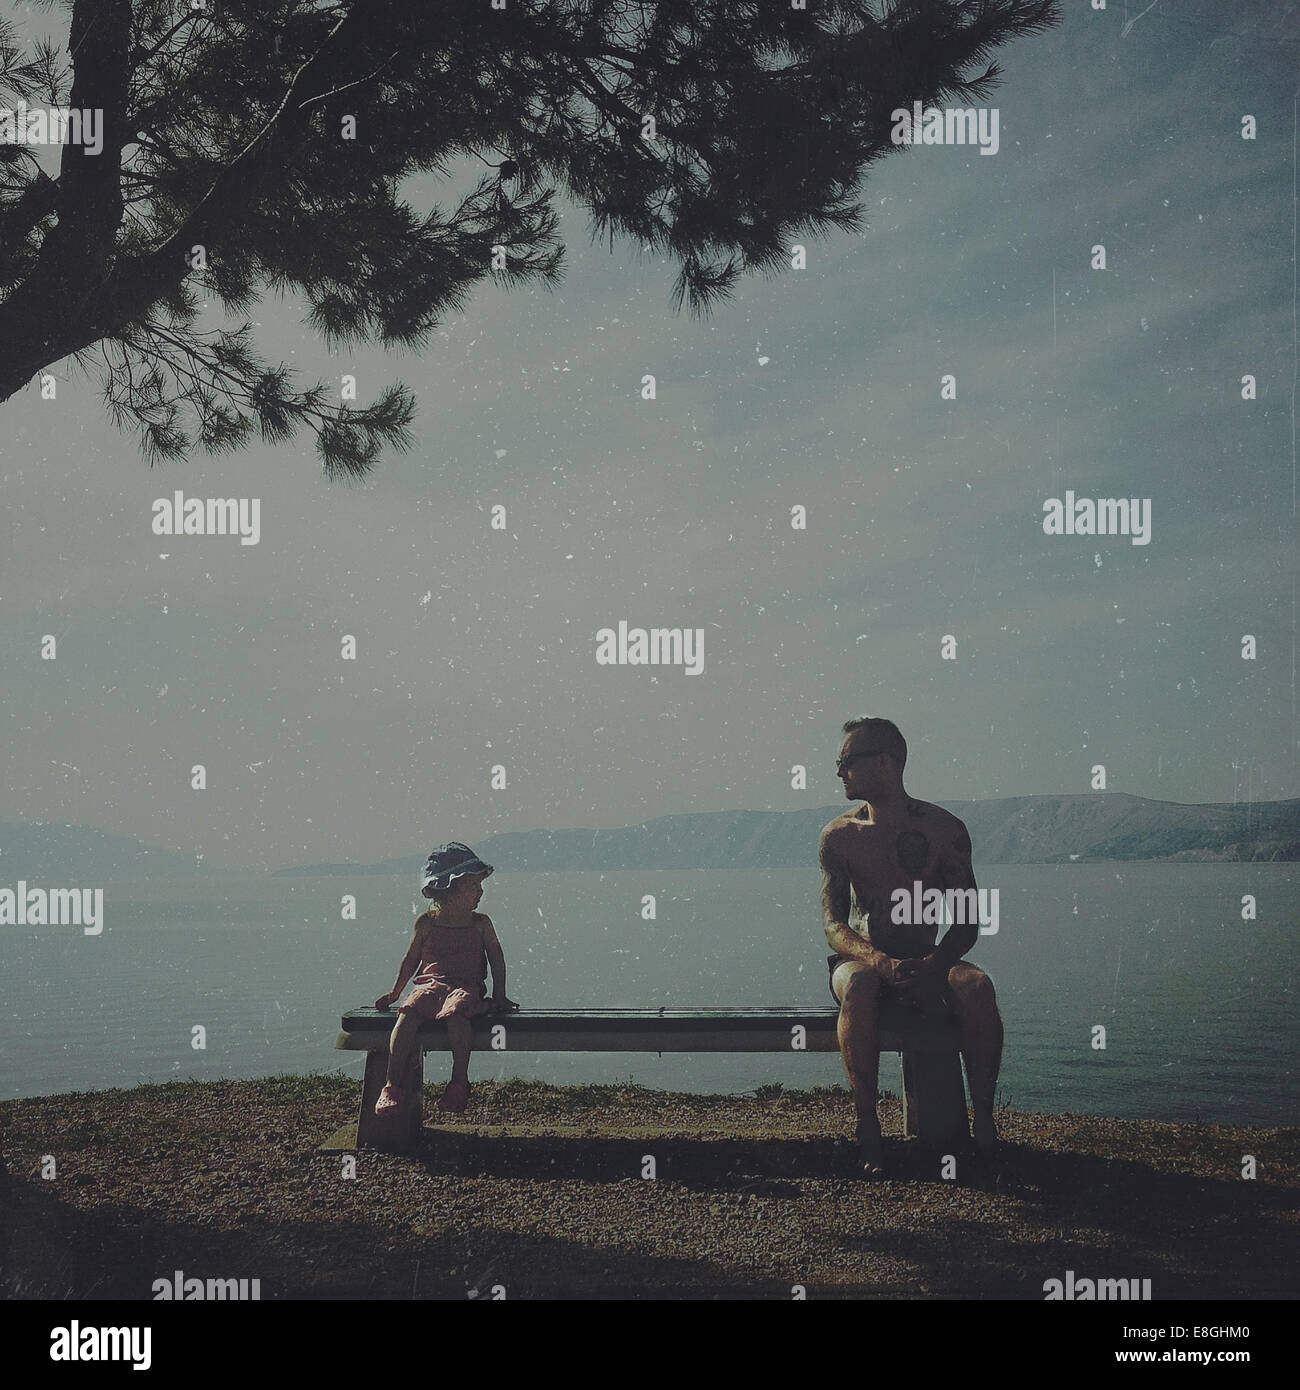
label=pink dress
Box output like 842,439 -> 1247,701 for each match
396,915 -> 492,1021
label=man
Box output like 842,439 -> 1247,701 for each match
820,717 -> 1003,1176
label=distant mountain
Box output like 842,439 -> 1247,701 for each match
0,822 -> 204,879
946,793 -> 1299,864
272,853 -> 427,878
272,793 -> 1300,876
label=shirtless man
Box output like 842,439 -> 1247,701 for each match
820,717 -> 1003,1176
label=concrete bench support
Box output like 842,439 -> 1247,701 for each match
901,1049 -> 970,1147
357,1046 -> 423,1152
327,1005 -> 969,1154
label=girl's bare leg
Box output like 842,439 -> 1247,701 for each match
384,1011 -> 420,1087
445,1016 -> 472,1086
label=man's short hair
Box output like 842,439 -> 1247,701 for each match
841,717 -> 907,772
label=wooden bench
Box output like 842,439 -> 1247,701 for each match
326,1004 -> 969,1154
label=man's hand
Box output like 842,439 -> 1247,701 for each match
872,953 -> 908,987
896,954 -> 947,986
892,954 -> 950,1014
374,993 -> 393,1010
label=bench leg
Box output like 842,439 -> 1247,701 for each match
355,1051 -> 389,1150
356,1047 -> 425,1153
398,1045 -> 424,1148
901,1049 -> 970,1147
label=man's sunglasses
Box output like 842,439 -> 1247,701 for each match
836,749 -> 886,774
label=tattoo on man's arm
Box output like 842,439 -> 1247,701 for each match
824,878 -> 850,926
821,852 -> 853,927
942,830 -> 976,890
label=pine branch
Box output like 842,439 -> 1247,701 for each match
104,320 -> 415,477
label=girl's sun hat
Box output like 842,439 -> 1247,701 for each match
421,842 -> 495,897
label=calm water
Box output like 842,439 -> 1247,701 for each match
1,866 -> 1295,1125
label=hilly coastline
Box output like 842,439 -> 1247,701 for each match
275,792 -> 1300,876
4,793 -> 1296,881
0,821 -> 203,880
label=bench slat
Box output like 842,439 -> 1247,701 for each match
345,1006 -> 846,1025
337,1004 -> 961,1055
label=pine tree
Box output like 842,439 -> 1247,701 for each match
0,0 -> 1059,476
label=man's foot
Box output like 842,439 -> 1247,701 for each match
438,1080 -> 470,1113
375,1082 -> 402,1116
855,1121 -> 885,1179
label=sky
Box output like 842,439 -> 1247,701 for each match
1,0 -> 1296,872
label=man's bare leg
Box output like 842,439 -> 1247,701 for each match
832,961 -> 886,1175
947,962 -> 1004,1152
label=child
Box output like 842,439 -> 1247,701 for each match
373,842 -> 517,1116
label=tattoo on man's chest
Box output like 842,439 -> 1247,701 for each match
896,828 -> 930,877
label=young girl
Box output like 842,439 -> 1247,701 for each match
373,842 -> 517,1116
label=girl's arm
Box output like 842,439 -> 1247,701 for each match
479,915 -> 516,1009
375,920 -> 426,1008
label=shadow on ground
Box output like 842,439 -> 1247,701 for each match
4,1126 -> 1292,1299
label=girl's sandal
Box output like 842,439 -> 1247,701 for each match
437,1080 -> 470,1113
375,1082 -> 403,1116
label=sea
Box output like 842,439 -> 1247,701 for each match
1,865 -> 1295,1126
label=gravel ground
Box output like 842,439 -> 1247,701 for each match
2,1075 -> 1295,1299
